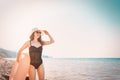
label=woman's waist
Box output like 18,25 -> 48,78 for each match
30,58 -> 42,62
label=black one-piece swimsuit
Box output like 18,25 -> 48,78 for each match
29,41 -> 43,69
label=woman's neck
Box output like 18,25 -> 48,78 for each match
33,37 -> 38,42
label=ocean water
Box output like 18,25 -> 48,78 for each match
43,58 -> 120,80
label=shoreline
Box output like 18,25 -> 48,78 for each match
4,57 -> 120,61
4,58 -> 16,60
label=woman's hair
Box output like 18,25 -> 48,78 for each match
29,32 -> 43,45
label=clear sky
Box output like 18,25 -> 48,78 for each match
0,0 -> 120,58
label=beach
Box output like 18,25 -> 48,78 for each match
1,58 -> 120,80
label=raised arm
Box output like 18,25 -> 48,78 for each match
42,30 -> 55,45
16,41 -> 29,62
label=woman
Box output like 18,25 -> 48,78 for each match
9,28 -> 54,80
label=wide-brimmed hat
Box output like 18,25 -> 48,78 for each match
31,27 -> 39,33
30,27 -> 44,37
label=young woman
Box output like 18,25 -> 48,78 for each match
9,28 -> 54,80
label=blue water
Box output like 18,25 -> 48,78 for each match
57,58 -> 120,61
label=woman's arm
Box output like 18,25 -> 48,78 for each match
42,30 -> 55,45
16,41 -> 29,62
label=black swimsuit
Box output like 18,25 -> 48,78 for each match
29,41 -> 43,69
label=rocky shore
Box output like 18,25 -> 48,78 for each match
0,56 -> 15,80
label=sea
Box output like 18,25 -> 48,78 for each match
5,58 -> 120,80
43,58 -> 120,80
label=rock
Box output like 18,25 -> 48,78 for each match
2,75 -> 29,80
0,57 -> 14,80
0,57 -> 30,80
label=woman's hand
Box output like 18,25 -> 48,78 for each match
16,57 -> 20,63
38,30 -> 46,35
43,30 -> 49,35
42,30 -> 54,45
16,41 -> 29,62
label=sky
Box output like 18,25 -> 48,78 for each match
0,0 -> 120,58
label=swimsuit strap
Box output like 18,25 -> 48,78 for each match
30,40 -> 31,46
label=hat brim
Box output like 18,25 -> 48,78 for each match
30,29 -> 44,38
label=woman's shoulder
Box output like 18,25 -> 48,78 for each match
24,40 -> 31,47
25,40 -> 30,43
24,40 -> 31,45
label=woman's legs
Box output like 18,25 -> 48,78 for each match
37,64 -> 45,80
29,65 -> 36,80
